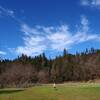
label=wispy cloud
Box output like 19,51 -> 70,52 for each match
0,5 -> 99,56
80,0 -> 100,9
0,5 -> 22,23
0,5 -> 100,57
16,35 -> 46,56
14,15 -> 100,56
81,15 -> 89,32
0,51 -> 6,55
0,6 -> 14,17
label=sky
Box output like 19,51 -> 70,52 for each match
0,0 -> 100,59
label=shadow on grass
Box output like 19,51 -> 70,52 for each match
0,89 -> 24,94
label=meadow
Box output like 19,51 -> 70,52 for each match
0,83 -> 100,100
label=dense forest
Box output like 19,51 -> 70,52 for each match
0,48 -> 100,88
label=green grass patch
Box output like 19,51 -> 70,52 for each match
0,83 -> 100,100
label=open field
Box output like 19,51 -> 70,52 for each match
0,83 -> 100,100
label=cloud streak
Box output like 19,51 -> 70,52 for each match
0,5 -> 22,23
14,15 -> 100,56
0,5 -> 100,57
0,51 -> 6,55
0,6 -> 14,17
80,0 -> 100,9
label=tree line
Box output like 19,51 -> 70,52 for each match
0,48 -> 100,88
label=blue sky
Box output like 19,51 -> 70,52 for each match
0,0 -> 100,59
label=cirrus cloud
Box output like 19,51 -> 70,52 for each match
14,15 -> 100,56
80,0 -> 100,9
0,51 -> 6,55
